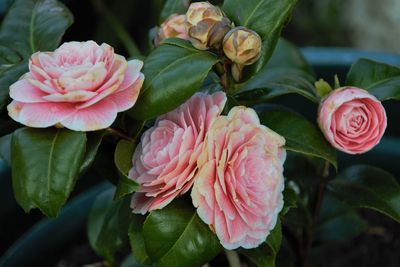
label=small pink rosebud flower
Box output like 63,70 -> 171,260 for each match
185,2 -> 232,50
154,14 -> 189,46
318,87 -> 387,154
7,41 -> 144,131
129,92 -> 227,214
191,106 -> 286,249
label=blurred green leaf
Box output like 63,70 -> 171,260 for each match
88,188 -> 131,264
79,131 -> 105,174
235,39 -> 317,104
0,62 -> 27,112
128,39 -> 218,120
346,58 -> 400,101
257,105 -> 337,168
160,0 -> 189,22
240,220 -> 282,267
315,193 -> 367,243
0,133 -> 11,165
328,165 -> 400,223
114,139 -> 139,200
129,214 -> 153,266
143,198 -> 222,267
223,0 -> 297,72
11,127 -> 86,217
315,79 -> 332,98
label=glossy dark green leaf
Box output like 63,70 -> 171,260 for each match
328,165 -> 400,223
315,193 -> 367,243
129,214 -> 153,266
79,131 -> 105,174
128,39 -> 219,120
0,62 -> 28,112
223,0 -> 297,72
143,198 -> 222,267
88,188 -> 131,263
160,0 -> 188,22
240,220 -> 282,267
11,128 -> 86,217
346,58 -> 400,101
0,133 -> 11,165
257,105 -> 337,167
235,39 -> 317,104
282,185 -> 297,215
0,0 -> 73,59
114,139 -> 139,199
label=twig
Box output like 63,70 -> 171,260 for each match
106,127 -> 134,142
225,250 -> 241,267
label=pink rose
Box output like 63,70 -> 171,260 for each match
318,87 -> 387,154
7,41 -> 144,131
154,14 -> 189,46
129,92 -> 227,214
191,106 -> 286,249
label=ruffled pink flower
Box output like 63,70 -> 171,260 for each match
191,106 -> 286,249
129,92 -> 227,214
7,41 -> 144,131
154,14 -> 189,46
318,87 -> 387,154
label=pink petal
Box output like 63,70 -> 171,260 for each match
60,98 -> 118,131
108,73 -> 144,111
9,79 -> 47,103
43,90 -> 98,102
117,59 -> 143,92
7,101 -> 75,128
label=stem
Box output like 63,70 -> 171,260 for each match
225,250 -> 241,267
302,160 -> 330,267
106,127 -> 134,142
91,0 -> 141,57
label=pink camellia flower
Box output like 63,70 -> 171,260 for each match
318,87 -> 387,154
154,14 -> 189,46
191,106 -> 286,249
7,41 -> 144,131
129,92 -> 227,214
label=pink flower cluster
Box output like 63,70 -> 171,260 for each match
8,41 -> 144,131
129,92 -> 286,249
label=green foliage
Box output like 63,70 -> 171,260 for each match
328,165 -> 400,223
258,105 -> 337,167
0,0 -> 73,111
79,131 -> 105,174
346,58 -> 400,100
128,39 -> 219,120
160,0 -> 188,22
223,0 -> 297,73
114,139 -> 139,200
11,128 -> 86,217
315,79 -> 333,98
88,188 -> 131,264
129,214 -> 153,266
234,39 -> 317,104
143,198 -> 222,267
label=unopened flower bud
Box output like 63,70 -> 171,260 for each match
186,2 -> 232,50
154,14 -> 189,47
223,27 -> 262,65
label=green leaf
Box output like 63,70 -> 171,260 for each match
0,62 -> 28,112
79,131 -> 105,174
223,0 -> 297,72
129,214 -> 153,266
114,139 -> 139,199
0,0 -> 73,111
282,185 -> 297,215
88,188 -> 131,264
240,220 -> 282,267
315,193 -> 367,243
0,133 -> 11,165
235,39 -> 317,104
0,0 -> 73,59
128,38 -> 219,120
328,165 -> 400,223
160,0 -> 188,22
143,198 -> 222,267
315,79 -> 332,98
346,58 -> 400,101
257,105 -> 337,168
11,127 -> 86,217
